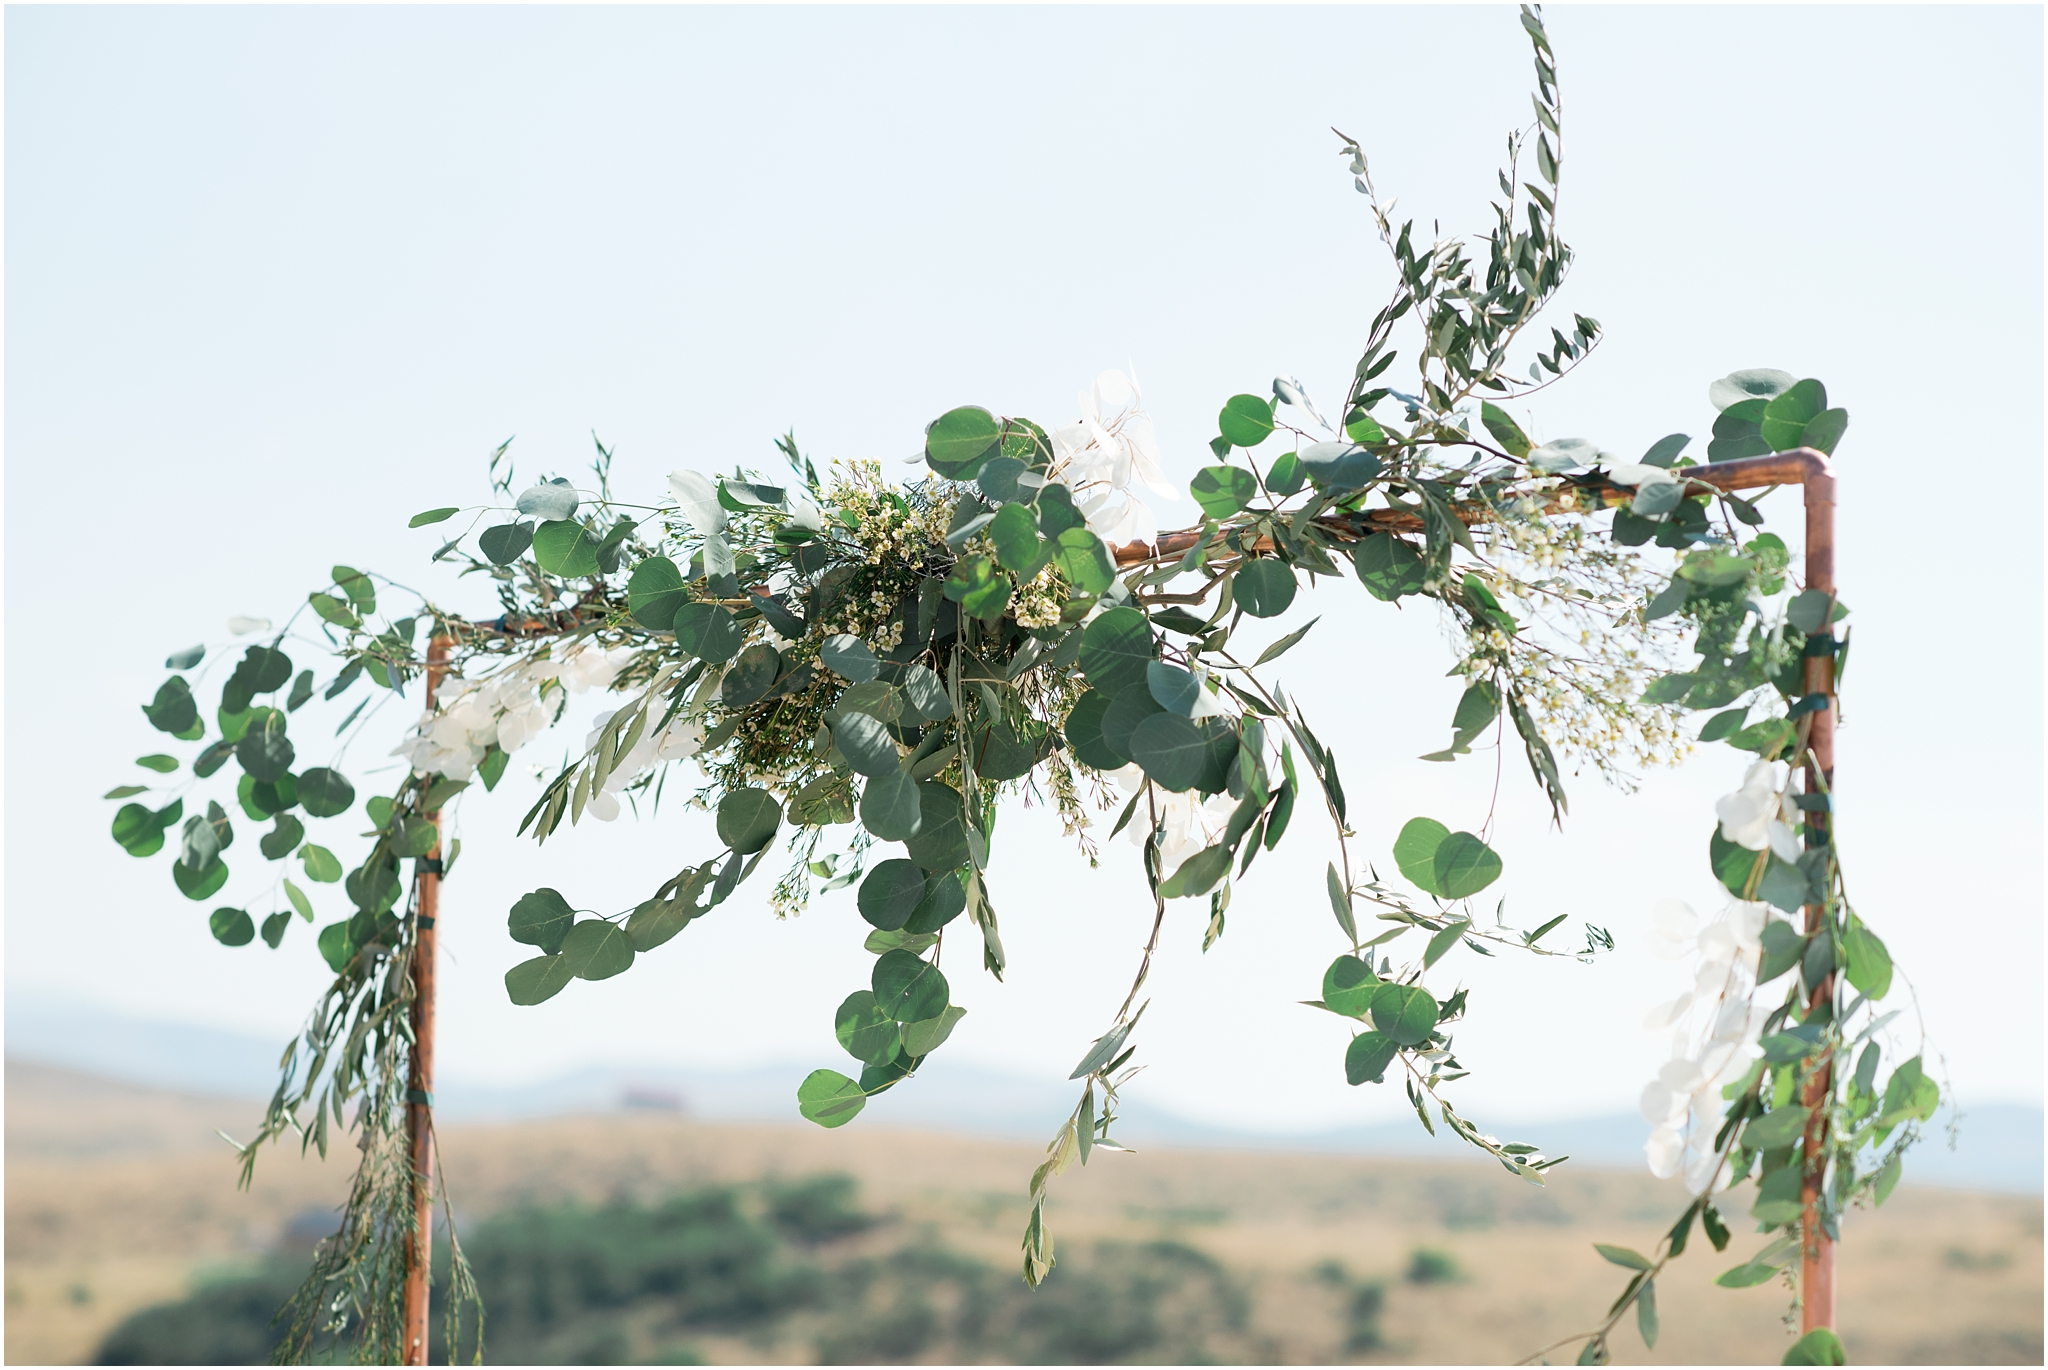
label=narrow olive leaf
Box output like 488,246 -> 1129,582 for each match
1423,919 -> 1469,969
1594,1244 -> 1654,1272
1253,617 -> 1319,666
1326,863 -> 1357,942
409,507 -> 460,528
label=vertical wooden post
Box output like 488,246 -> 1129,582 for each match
402,636 -> 451,1366
1796,462 -> 1838,1334
1687,449 -> 1837,1333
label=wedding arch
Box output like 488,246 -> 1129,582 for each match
107,10 -> 1930,1365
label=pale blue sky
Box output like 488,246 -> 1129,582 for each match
7,5 -> 2041,1136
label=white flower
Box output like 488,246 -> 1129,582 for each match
1047,370 -> 1180,549
1716,761 -> 1784,851
1108,764 -> 1235,880
587,789 -> 621,822
227,615 -> 272,636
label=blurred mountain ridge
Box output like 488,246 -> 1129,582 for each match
9,994 -> 2039,1192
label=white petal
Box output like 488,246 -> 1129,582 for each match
587,789 -> 620,822
1642,992 -> 1693,1032
227,615 -> 272,636
1650,898 -> 1698,942
1696,923 -> 1738,965
1646,1125 -> 1685,1179
1767,819 -> 1803,864
1659,1057 -> 1706,1095
1728,900 -> 1769,951
1639,1080 -> 1684,1124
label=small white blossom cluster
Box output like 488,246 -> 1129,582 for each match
1047,371 -> 1179,548
578,707 -> 707,822
1638,894 -> 1779,1193
392,642 -> 634,781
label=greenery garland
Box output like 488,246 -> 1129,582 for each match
105,8 -> 1936,1363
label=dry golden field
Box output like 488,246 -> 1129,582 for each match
5,1062 -> 2040,1366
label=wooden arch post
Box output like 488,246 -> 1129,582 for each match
402,635 -> 452,1366
1685,448 -> 1839,1334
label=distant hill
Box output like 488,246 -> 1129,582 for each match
8,995 -> 2039,1193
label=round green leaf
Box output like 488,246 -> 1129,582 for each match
236,718 -> 295,785
259,814 -> 306,861
859,768 -> 923,843
1064,690 -> 1125,770
721,644 -> 783,709
260,911 -> 291,949
1191,718 -> 1239,795
858,859 -> 928,931
834,712 -> 903,778
1052,527 -> 1115,595
1322,955 -> 1381,1018
300,843 -> 343,882
977,454 -> 1027,504
873,949 -> 949,1023
1146,662 -> 1202,716
925,406 -> 1003,480
1079,607 -> 1153,698
516,480 -> 580,522
1127,712 -> 1210,792
209,907 -> 255,947
1217,394 -> 1276,448
143,676 -> 199,735
989,502 -> 1043,573
1100,687 -> 1164,760
673,603 -> 743,664
1266,451 -> 1306,497
796,1068 -> 867,1128
1370,983 -> 1439,1046
1393,818 -> 1449,896
966,718 -> 1045,782
627,556 -> 688,630
904,782 -> 969,873
1433,831 -> 1503,899
111,803 -> 164,857
901,1004 -> 967,1057
1299,441 -> 1382,489
835,990 -> 902,1067
509,887 -> 576,953
297,768 -> 356,819
900,665 -> 950,722
1189,465 -> 1257,519
505,953 -> 573,1006
821,634 -> 881,684
904,869 -> 965,934
532,519 -> 602,577
173,858 -> 229,901
559,918 -> 635,981
478,520 -> 534,565
1233,559 -> 1297,618
1345,1030 -> 1399,1085
717,787 -> 782,855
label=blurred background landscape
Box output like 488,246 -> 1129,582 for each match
8,1001 -> 2040,1366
